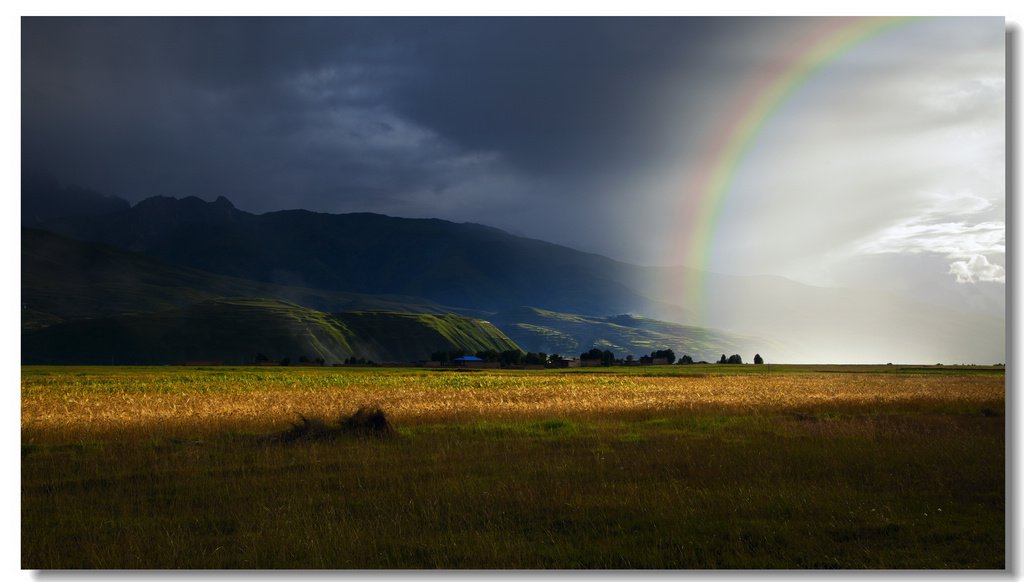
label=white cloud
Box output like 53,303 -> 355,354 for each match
855,218 -> 1006,285
920,77 -> 1005,117
918,189 -> 994,216
852,188 -> 1004,284
949,255 -> 1005,283
858,219 -> 1005,256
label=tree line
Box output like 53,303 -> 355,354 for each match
714,353 -> 764,365
433,348 -> 766,367
255,348 -> 766,367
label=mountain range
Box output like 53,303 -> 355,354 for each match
22,177 -> 1005,365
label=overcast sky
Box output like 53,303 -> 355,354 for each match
20,16 -> 1006,316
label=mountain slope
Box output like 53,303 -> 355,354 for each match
21,169 -> 130,227
22,227 -> 468,328
36,196 -> 679,318
21,297 -> 521,366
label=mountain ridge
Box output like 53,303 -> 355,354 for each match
35,194 -> 677,318
24,186 -> 1006,364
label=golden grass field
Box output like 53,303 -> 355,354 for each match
21,365 -> 1004,443
21,365 -> 1006,569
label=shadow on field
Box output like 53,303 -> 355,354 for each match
261,405 -> 399,443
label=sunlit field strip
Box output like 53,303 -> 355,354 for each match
22,367 -> 1005,444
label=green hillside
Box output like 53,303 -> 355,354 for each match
21,297 -> 520,366
491,307 -> 782,363
333,311 -> 521,364
21,226 -> 776,366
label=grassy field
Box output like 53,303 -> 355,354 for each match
21,365 -> 1005,569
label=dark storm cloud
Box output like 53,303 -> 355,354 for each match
21,17 -> 730,213
22,18 -> 422,202
381,17 -> 725,173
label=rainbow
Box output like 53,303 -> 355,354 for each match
669,16 -> 925,324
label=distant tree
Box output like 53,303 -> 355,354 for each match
679,354 -> 694,365
727,354 -> 743,364
476,349 -> 500,363
651,349 -> 676,365
718,354 -> 727,364
625,354 -> 635,364
753,353 -> 764,365
501,349 -> 523,366
315,357 -> 326,366
548,354 -> 562,364
255,352 -> 270,363
280,357 -> 292,367
580,348 -> 615,366
524,352 -> 546,365
298,355 -> 310,364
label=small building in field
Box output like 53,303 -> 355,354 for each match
453,356 -> 500,369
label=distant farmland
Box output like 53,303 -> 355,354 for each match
22,365 -> 1004,569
